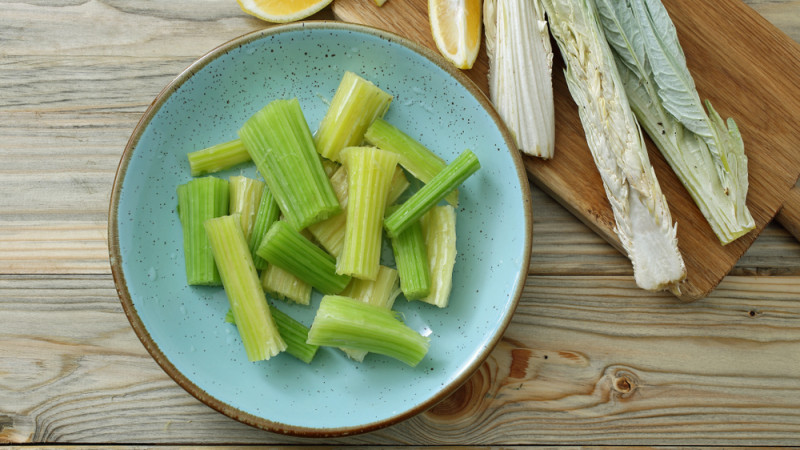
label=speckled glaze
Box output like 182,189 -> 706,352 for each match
109,22 -> 532,437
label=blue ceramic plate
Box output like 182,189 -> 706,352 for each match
109,22 -> 531,437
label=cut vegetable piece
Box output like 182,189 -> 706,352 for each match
337,146 -> 400,280
315,72 -> 393,162
307,165 -> 409,258
483,0 -> 555,158
225,306 -> 318,364
307,295 -> 430,367
238,98 -> 341,230
229,175 -> 265,243
340,265 -> 401,308
429,0 -> 483,69
268,305 -> 318,363
540,0 -> 685,292
390,219 -> 431,300
364,118 -> 458,206
384,149 -> 480,239
248,187 -> 281,269
420,205 -> 457,308
339,265 -> 402,361
321,158 -> 341,178
257,220 -> 351,295
204,215 -> 286,361
177,177 -> 230,285
261,263 -> 312,306
306,165 -> 349,258
387,167 -> 411,205
596,0 -> 754,244
187,139 -> 251,176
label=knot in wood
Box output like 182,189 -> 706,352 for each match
426,362 -> 492,422
429,376 -> 475,418
611,370 -> 638,398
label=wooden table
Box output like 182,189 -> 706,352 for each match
2,0 -> 800,445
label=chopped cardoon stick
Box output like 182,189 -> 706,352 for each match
420,205 -> 457,308
187,138 -> 251,176
248,187 -> 280,270
204,215 -> 286,361
269,306 -> 318,363
364,118 -> 458,206
306,165 -> 349,257
256,221 -> 351,295
225,306 -> 318,364
238,98 -> 341,230
384,149 -> 480,238
387,166 -> 412,205
307,295 -> 430,367
261,263 -> 312,306
315,71 -> 393,162
321,158 -> 341,178
390,218 -> 431,300
176,176 -> 229,285
229,175 -> 265,243
339,265 -> 402,362
307,164 -> 409,258
340,265 -> 401,307
337,147 -> 400,280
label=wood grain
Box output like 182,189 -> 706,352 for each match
333,0 -> 800,301
2,0 -> 800,446
2,274 -> 800,445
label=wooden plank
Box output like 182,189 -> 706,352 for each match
332,0 -> 800,301
2,89 -> 799,276
1,0 -> 800,444
0,0 -> 798,280
2,274 -> 800,444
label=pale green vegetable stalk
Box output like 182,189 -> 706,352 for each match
595,0 -> 754,244
307,295 -> 430,367
483,0 -> 555,158
340,265 -> 401,307
305,165 -> 349,258
228,175 -> 265,243
315,71 -> 393,162
321,158 -> 341,178
267,306 -> 318,364
307,164 -> 409,258
176,176 -> 229,285
225,306 -> 318,364
540,0 -> 685,292
389,217 -> 431,301
248,187 -> 280,270
204,215 -> 286,361
420,205 -> 457,308
257,221 -> 351,295
386,167 -> 412,206
187,139 -> 251,176
238,98 -> 341,230
261,264 -> 312,306
364,118 -> 458,206
338,265 -> 402,362
384,149 -> 480,239
337,147 -> 400,280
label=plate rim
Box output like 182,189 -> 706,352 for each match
108,20 -> 533,437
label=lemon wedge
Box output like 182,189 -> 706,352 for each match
237,0 -> 333,23
429,0 -> 482,69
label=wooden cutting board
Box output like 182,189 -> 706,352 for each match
332,0 -> 800,301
